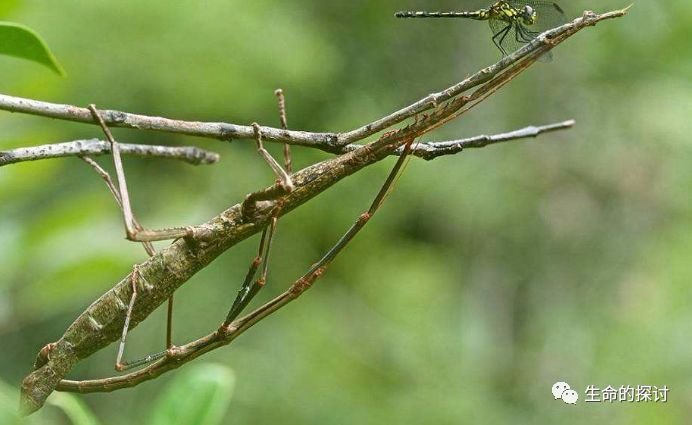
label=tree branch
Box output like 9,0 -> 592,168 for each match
0,120 -> 573,169
16,6 -> 630,414
341,120 -> 576,159
0,8 -> 626,153
0,139 -> 219,166
0,94 -> 339,150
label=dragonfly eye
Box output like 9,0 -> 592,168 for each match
522,5 -> 537,24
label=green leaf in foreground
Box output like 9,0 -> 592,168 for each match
148,363 -> 236,425
0,21 -> 65,76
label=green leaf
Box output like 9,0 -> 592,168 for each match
148,363 -> 235,425
46,393 -> 102,425
0,21 -> 65,76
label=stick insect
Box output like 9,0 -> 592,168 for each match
24,50 -> 534,408
77,88 -> 413,375
80,91 -> 296,372
23,39 -> 550,411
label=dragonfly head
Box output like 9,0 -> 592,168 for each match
520,5 -> 537,25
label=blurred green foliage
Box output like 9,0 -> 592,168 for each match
0,0 -> 691,424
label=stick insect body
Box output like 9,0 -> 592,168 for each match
21,89 -> 420,414
85,94 -> 295,372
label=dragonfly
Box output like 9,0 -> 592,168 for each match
395,1 -> 567,60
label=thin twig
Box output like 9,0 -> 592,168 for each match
0,139 -> 219,167
341,120 -> 575,159
0,93 -> 338,149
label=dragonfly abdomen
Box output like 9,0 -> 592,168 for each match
395,10 -> 489,20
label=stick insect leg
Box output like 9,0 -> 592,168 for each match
275,89 -> 292,174
250,122 -> 293,192
80,156 -> 157,256
222,217 -> 279,326
166,296 -> 174,349
114,266 -> 174,371
114,266 -> 166,371
222,91 -> 293,327
226,140 -> 415,329
81,156 -> 172,368
223,227 -> 268,326
87,105 -> 193,242
279,138 -> 416,302
82,110 -> 182,368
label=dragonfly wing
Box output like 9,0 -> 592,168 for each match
488,18 -> 524,57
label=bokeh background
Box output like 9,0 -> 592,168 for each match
1,0 -> 691,423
